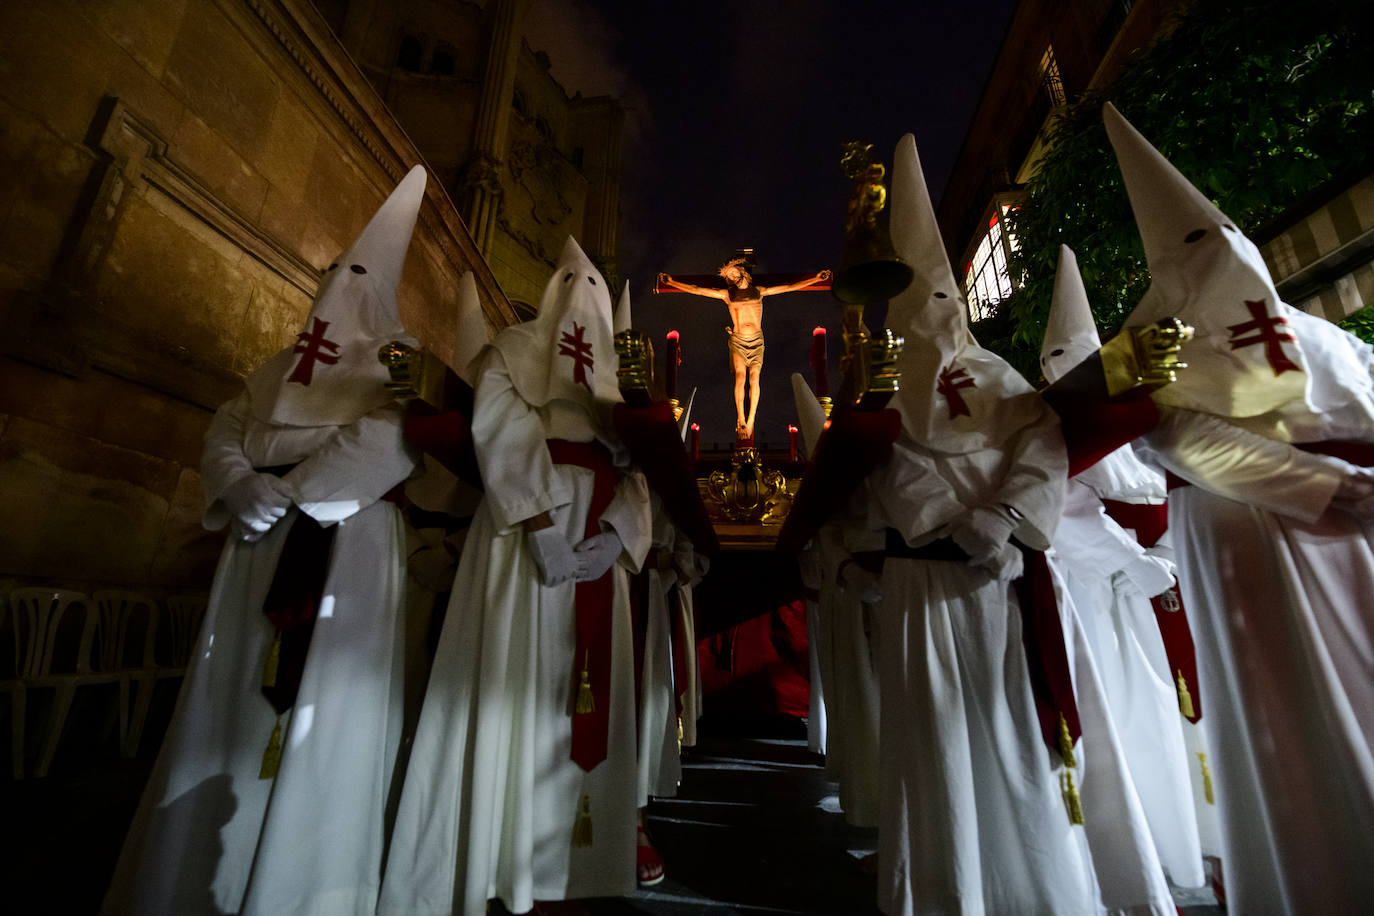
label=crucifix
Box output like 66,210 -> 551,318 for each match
656,250 -> 831,444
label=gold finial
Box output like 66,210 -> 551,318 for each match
1099,317 -> 1195,397
614,330 -> 655,407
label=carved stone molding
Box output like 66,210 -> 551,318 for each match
232,0 -> 516,328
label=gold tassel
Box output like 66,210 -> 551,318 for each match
677,715 -> 684,754
262,630 -> 282,687
571,794 -> 594,847
1061,769 -> 1085,826
1198,752 -> 1215,804
575,651 -> 595,714
1176,669 -> 1195,719
259,715 -> 283,780
1056,712 -> 1077,768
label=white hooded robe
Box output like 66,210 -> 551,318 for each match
102,166 -> 427,916
379,239 -> 651,916
1106,102 -> 1374,913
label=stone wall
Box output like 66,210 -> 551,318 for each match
0,0 -> 513,593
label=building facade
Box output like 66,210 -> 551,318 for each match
938,0 -> 1373,327
323,0 -> 627,314
0,0 -> 618,594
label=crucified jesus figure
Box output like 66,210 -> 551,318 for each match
659,259 -> 831,439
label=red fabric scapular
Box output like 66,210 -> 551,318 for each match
1012,546 -> 1082,758
547,438 -> 618,771
1101,498 -> 1201,723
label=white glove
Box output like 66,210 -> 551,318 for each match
949,504 -> 1018,569
574,530 -> 623,582
1122,552 -> 1176,598
221,473 -> 294,542
527,526 -> 579,586
1334,466 -> 1374,518
838,558 -> 882,603
983,542 -> 1024,581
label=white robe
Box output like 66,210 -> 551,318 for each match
637,496 -> 682,802
816,522 -> 881,828
379,349 -> 651,916
1054,480 -> 1205,889
799,543 -> 830,757
103,394 -> 415,916
676,561 -> 704,749
868,422 -> 1095,916
1140,404 -> 1374,915
1047,549 -> 1177,915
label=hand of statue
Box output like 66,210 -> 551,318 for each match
817,269 -> 832,281
658,272 -> 672,286
221,473 -> 294,542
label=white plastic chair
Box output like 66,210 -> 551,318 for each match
1,594 -> 19,779
92,590 -> 159,758
163,594 -> 209,671
7,588 -> 119,778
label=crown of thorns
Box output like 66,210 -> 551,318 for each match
719,258 -> 752,279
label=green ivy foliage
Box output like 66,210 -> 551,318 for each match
989,0 -> 1374,381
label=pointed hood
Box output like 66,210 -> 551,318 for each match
885,133 -> 1044,454
451,269 -> 489,386
246,165 -> 427,426
488,236 -> 622,419
613,281 -> 632,334
791,373 -> 827,460
1105,103 -> 1372,420
1040,246 -> 1102,384
677,387 -> 696,442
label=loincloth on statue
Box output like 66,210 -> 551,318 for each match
725,326 -> 765,369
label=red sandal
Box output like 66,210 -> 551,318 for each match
636,826 -> 665,887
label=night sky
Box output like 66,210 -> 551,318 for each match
525,0 -> 1016,447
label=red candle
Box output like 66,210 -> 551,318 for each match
665,330 -> 680,399
690,422 -> 700,462
788,424 -> 799,462
810,327 -> 828,397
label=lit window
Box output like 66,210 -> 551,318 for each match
963,203 -> 1020,321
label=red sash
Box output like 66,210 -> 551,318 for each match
1012,546 -> 1082,758
253,467 -> 404,716
547,439 -> 617,771
1101,499 -> 1201,723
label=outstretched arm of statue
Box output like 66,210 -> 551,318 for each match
658,273 -> 729,300
758,269 -> 832,296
